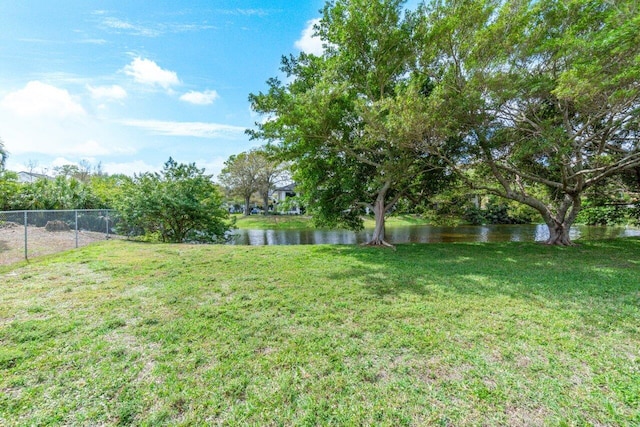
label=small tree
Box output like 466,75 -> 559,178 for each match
54,164 -> 80,179
254,149 -> 287,215
218,149 -> 283,215
116,158 -> 233,243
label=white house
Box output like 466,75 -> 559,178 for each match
17,171 -> 52,183
271,183 -> 301,214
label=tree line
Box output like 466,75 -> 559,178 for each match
249,0 -> 640,245
0,154 -> 233,244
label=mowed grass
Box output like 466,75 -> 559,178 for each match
0,239 -> 639,426
234,214 -> 429,229
233,214 -> 315,230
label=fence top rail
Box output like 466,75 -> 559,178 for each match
0,209 -> 115,215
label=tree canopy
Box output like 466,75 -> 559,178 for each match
116,158 -> 232,243
218,149 -> 286,215
249,0 -> 640,246
250,0 -> 450,246
415,0 -> 640,244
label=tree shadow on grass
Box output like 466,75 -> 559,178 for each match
312,239 -> 640,304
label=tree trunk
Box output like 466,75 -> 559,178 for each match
244,196 -> 251,216
364,183 -> 394,247
544,219 -> 573,245
540,195 -> 581,246
262,192 -> 270,216
370,198 -> 387,244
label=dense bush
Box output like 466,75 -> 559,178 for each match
577,205 -> 628,226
0,171 -> 19,210
8,176 -> 103,210
630,203 -> 640,227
462,200 -> 536,225
115,158 -> 233,243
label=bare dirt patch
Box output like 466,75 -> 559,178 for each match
0,225 -> 116,265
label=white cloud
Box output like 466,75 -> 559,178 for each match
100,17 -> 215,37
122,119 -> 246,138
233,9 -> 268,16
102,160 -> 158,176
1,81 -> 86,118
0,83 -> 135,158
72,140 -> 131,156
123,57 -> 180,89
180,90 -> 219,105
295,19 -> 323,56
51,157 -> 78,168
199,156 -> 228,178
74,140 -> 109,156
217,9 -> 269,17
104,17 -> 135,30
102,18 -> 161,37
87,84 -> 127,101
78,38 -> 107,45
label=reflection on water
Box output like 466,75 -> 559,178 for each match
230,224 -> 640,246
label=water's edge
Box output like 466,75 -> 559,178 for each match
229,224 -> 640,246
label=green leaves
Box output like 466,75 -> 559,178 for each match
249,0 -> 450,243
9,176 -> 103,210
420,0 -> 640,243
116,158 -> 232,243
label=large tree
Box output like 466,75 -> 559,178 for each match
250,0 -> 448,246
417,0 -> 640,245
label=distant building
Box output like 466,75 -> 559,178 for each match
17,171 -> 52,183
272,183 -> 301,214
272,183 -> 296,203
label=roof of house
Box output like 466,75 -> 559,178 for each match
17,171 -> 52,183
274,183 -> 296,192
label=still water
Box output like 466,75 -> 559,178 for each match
230,224 -> 640,246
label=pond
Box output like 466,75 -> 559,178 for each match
229,224 -> 640,245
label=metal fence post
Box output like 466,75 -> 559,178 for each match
75,210 -> 79,248
24,211 -> 28,260
105,210 -> 110,239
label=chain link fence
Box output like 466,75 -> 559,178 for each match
0,210 -> 117,265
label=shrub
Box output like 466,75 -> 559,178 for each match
115,158 -> 234,243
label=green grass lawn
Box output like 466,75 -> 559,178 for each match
233,214 -> 315,229
1,239 -> 639,425
234,213 -> 429,229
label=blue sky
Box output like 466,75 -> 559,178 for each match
0,1 -> 326,177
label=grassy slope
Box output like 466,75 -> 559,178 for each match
234,214 -> 429,229
0,240 -> 639,425
233,214 -> 315,230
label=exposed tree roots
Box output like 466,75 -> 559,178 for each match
362,239 -> 396,249
545,231 -> 575,246
544,239 -> 576,246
